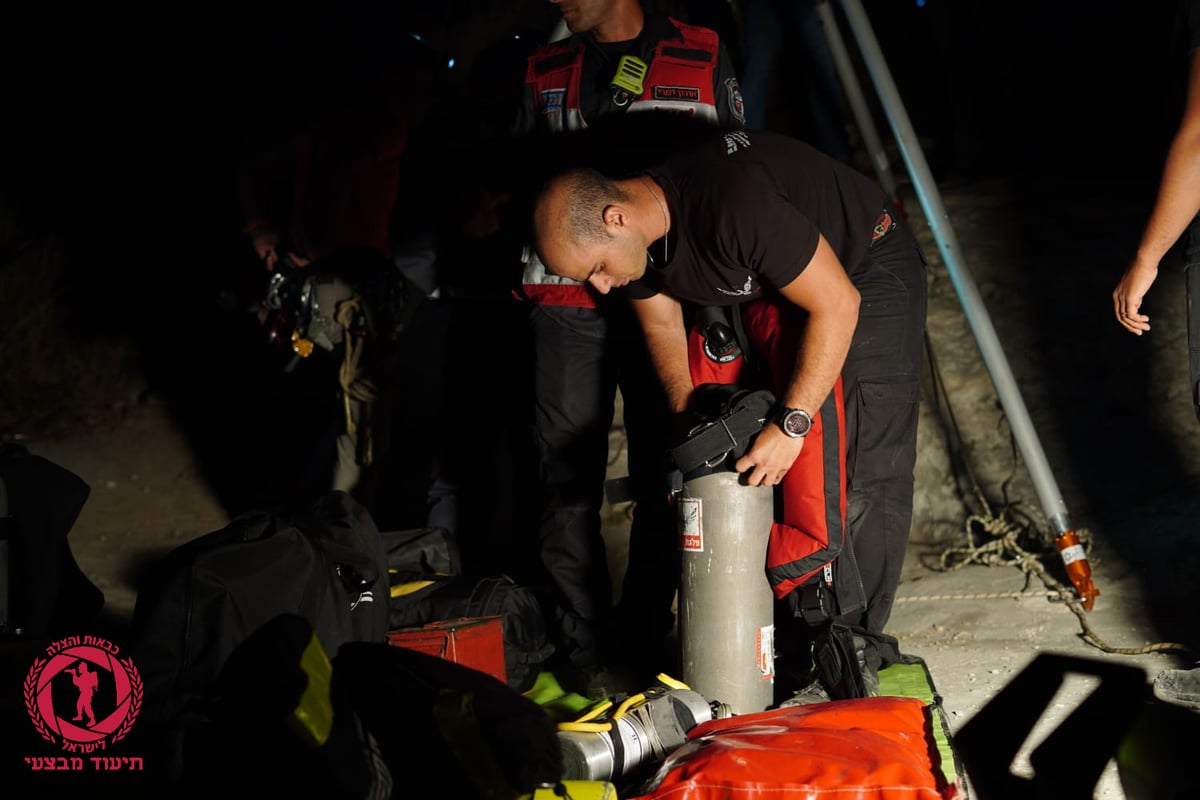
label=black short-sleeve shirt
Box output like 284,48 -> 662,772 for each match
623,130 -> 887,306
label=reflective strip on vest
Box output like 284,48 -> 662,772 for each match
627,99 -> 719,124
520,250 -> 596,308
539,107 -> 588,135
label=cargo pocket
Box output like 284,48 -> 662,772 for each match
846,376 -> 921,488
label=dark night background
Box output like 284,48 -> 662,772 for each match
0,0 -> 1189,524
3,4 -> 1200,795
1,0 -> 1181,287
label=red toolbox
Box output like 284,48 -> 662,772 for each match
386,615 -> 508,685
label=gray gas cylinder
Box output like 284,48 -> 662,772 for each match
677,470 -> 775,715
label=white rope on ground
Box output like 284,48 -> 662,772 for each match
920,333 -> 1197,660
896,591 -> 1059,602
908,487 -> 1196,658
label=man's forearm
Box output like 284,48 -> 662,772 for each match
782,303 -> 858,415
1139,52 -> 1200,267
644,324 -> 694,412
1137,125 -> 1200,267
633,295 -> 694,411
773,234 -> 861,413
787,316 -> 854,412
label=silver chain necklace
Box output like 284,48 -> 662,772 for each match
641,177 -> 668,264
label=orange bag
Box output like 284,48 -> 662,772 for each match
629,696 -> 961,800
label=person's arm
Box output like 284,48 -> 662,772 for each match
733,234 -> 860,487
632,292 -> 694,412
1113,50 -> 1200,334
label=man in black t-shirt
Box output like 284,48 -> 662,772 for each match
508,0 -> 745,699
533,129 -> 929,700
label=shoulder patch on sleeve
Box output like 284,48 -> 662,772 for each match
725,77 -> 745,125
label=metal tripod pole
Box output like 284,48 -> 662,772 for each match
833,0 -> 1073,539
813,0 -> 899,200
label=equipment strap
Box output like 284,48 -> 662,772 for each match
669,388 -> 775,477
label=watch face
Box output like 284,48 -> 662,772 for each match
783,409 -> 811,437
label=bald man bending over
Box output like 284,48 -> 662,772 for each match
534,129 -> 929,703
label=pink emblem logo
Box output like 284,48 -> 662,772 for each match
24,636 -> 143,752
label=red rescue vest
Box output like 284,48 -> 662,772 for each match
519,20 -> 725,308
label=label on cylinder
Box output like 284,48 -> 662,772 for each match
757,625 -> 775,680
1059,543 -> 1086,565
679,497 -> 703,552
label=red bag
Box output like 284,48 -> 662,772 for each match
630,696 -> 962,800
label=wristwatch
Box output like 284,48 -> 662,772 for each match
775,406 -> 813,438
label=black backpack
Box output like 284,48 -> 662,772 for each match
385,529 -> 554,695
153,613 -> 563,799
0,442 -> 104,636
129,491 -> 390,726
425,574 -> 556,695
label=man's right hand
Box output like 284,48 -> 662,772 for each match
1112,259 -> 1157,335
734,422 -> 804,487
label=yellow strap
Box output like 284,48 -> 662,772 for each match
286,632 -> 335,748
556,692 -> 650,733
557,720 -> 614,733
390,579 -> 438,599
611,692 -> 647,720
656,673 -> 690,690
573,698 -> 613,723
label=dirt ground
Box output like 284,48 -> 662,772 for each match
5,168 -> 1197,798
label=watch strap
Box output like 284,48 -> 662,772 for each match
670,389 -> 776,476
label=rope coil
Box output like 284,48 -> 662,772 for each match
918,332 -> 1197,660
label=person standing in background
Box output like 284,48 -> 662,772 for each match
1113,0 -> 1200,419
1112,0 -> 1200,712
736,0 -> 852,161
510,0 -> 746,698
